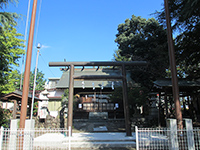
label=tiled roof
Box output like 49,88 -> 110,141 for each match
154,79 -> 200,87
1,90 -> 41,101
56,68 -> 133,88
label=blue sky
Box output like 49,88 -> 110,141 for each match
7,0 -> 164,79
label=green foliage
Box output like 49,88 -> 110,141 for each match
61,89 -> 78,113
29,68 -> 46,91
128,87 -> 148,107
61,89 -> 69,107
157,0 -> 200,80
1,69 -> 20,94
33,101 -> 38,116
158,0 -> 200,32
109,87 -> 123,103
110,86 -> 148,116
110,87 -> 148,106
113,50 -> 131,61
0,107 -> 11,128
2,68 -> 46,94
0,0 -> 19,27
114,15 -> 168,87
0,0 -> 18,9
0,12 -> 19,28
0,25 -> 25,95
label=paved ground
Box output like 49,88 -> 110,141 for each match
34,132 -> 136,150
70,119 -> 136,149
73,119 -> 126,133
35,119 -> 136,149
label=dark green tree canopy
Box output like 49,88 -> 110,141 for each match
0,0 -> 24,95
158,0 -> 200,80
115,15 -> 168,87
110,86 -> 148,116
0,0 -> 19,27
158,0 -> 200,32
0,11 -> 19,27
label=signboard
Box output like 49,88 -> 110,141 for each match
40,109 -> 47,119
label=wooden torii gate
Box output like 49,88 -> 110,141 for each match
49,61 -> 147,136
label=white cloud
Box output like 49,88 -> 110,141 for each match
41,45 -> 51,49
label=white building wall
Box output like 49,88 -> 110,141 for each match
38,78 -> 63,118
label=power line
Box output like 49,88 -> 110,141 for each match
40,54 -> 56,77
20,0 -> 32,90
20,0 -> 43,89
33,0 -> 43,48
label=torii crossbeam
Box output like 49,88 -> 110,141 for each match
49,61 -> 147,136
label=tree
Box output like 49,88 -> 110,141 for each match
114,15 -> 168,88
158,0 -> 200,32
110,86 -> 148,116
61,89 -> 69,107
0,0 -> 24,95
113,50 -> 131,61
0,0 -> 19,27
0,107 -> 11,128
33,101 -> 38,116
0,25 -> 25,95
29,68 -> 46,91
157,0 -> 200,80
19,68 -> 47,91
1,69 -> 21,94
2,68 -> 47,94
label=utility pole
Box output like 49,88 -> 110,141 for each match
164,0 -> 183,129
19,0 -> 38,129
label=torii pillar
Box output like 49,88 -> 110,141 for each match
67,64 -> 74,135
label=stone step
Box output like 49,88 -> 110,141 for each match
68,139 -> 135,142
64,141 -> 136,148
34,132 -> 136,149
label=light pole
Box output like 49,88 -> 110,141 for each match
31,43 -> 41,120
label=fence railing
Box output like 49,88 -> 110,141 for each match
1,123 -> 200,150
0,127 -> 71,150
135,126 -> 200,150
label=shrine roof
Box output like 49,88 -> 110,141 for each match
0,90 -> 42,102
153,79 -> 200,94
154,79 -> 200,88
56,68 -> 134,89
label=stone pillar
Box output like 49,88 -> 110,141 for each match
167,119 -> 179,150
9,119 -> 18,150
0,126 -> 4,150
184,119 -> 195,150
23,119 -> 35,150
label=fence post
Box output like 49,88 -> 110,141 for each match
184,119 -> 195,150
167,119 -> 179,150
23,119 -> 35,150
0,126 -> 4,150
9,119 -> 18,150
135,126 -> 139,150
68,126 -> 71,150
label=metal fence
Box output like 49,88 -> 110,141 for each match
135,126 -> 200,150
0,127 -> 71,150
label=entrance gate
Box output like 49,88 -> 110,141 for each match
49,61 -> 147,136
